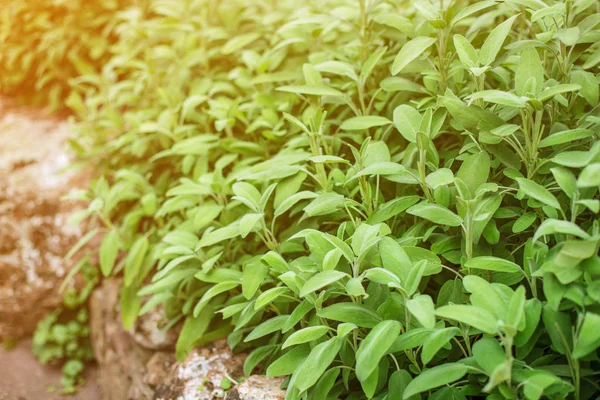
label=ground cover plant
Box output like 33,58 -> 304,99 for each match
0,0 -> 142,111
65,0 -> 600,398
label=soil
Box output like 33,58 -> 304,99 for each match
0,98 -> 101,399
0,339 -> 101,400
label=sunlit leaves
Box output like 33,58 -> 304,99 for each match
391,37 -> 436,75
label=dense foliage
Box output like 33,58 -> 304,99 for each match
0,0 -> 140,111
63,0 -> 600,398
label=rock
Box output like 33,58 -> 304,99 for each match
132,304 -> 179,351
154,340 -> 246,400
225,376 -> 285,400
90,280 -> 287,400
0,98 -> 90,340
89,279 -> 177,400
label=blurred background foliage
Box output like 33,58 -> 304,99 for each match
0,0 -> 145,111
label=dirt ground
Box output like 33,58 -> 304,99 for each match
0,340 -> 101,400
0,98 -> 101,399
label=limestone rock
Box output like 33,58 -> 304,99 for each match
89,279 -> 177,400
225,376 -> 285,400
153,340 -> 246,400
0,98 -> 90,340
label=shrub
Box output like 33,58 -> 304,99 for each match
0,0 -> 141,111
69,0 -> 600,399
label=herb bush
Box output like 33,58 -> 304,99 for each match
0,0 -> 142,111
69,0 -> 600,398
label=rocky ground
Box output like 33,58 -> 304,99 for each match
0,97 -> 101,398
0,339 -> 101,400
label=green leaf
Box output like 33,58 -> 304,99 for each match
538,84 -> 581,102
421,327 -> 460,365
406,295 -> 436,329
277,85 -> 345,97
479,15 -> 518,65
453,34 -> 479,68
456,151 -> 490,195
506,286 -> 526,335
368,196 -> 420,224
245,315 -> 289,342
533,219 -> 590,242
282,326 -> 329,349
317,303 -> 382,328
572,312 -> 600,359
365,268 -> 402,288
340,116 -> 392,130
232,182 -> 261,211
311,368 -> 341,400
283,300 -> 314,332
100,230 -> 119,277
473,335 -> 506,375
323,248 -> 343,271
244,345 -> 276,376
551,167 -> 577,199
175,307 -> 212,360
314,61 -> 358,81
571,70 -> 599,106
539,128 -> 594,148
300,270 -> 347,297
555,27 -> 580,46
389,328 -> 435,353
426,168 -> 454,189
274,191 -> 318,217
405,260 -> 428,297
513,212 -> 537,233
393,105 -> 422,143
293,338 -> 343,392
465,256 -> 522,274
239,213 -> 263,238
222,32 -> 260,54
124,236 -> 149,287
403,363 -> 468,399
266,346 -> 310,377
542,305 -> 573,355
255,287 -> 289,310
407,202 -> 463,227
242,261 -> 269,299
361,47 -> 387,81
304,192 -> 345,217
355,320 -> 401,382
516,178 -> 561,209
391,36 -> 437,75
194,203 -> 223,230
515,298 -> 543,346
193,281 -> 239,317
121,282 -> 142,331
451,0 -> 496,25
354,162 -> 406,178
379,236 -> 413,280
516,48 -> 544,96
309,155 -> 348,164
468,90 -> 527,108
578,163 -> 600,187
435,304 -> 498,334
64,227 -> 99,261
